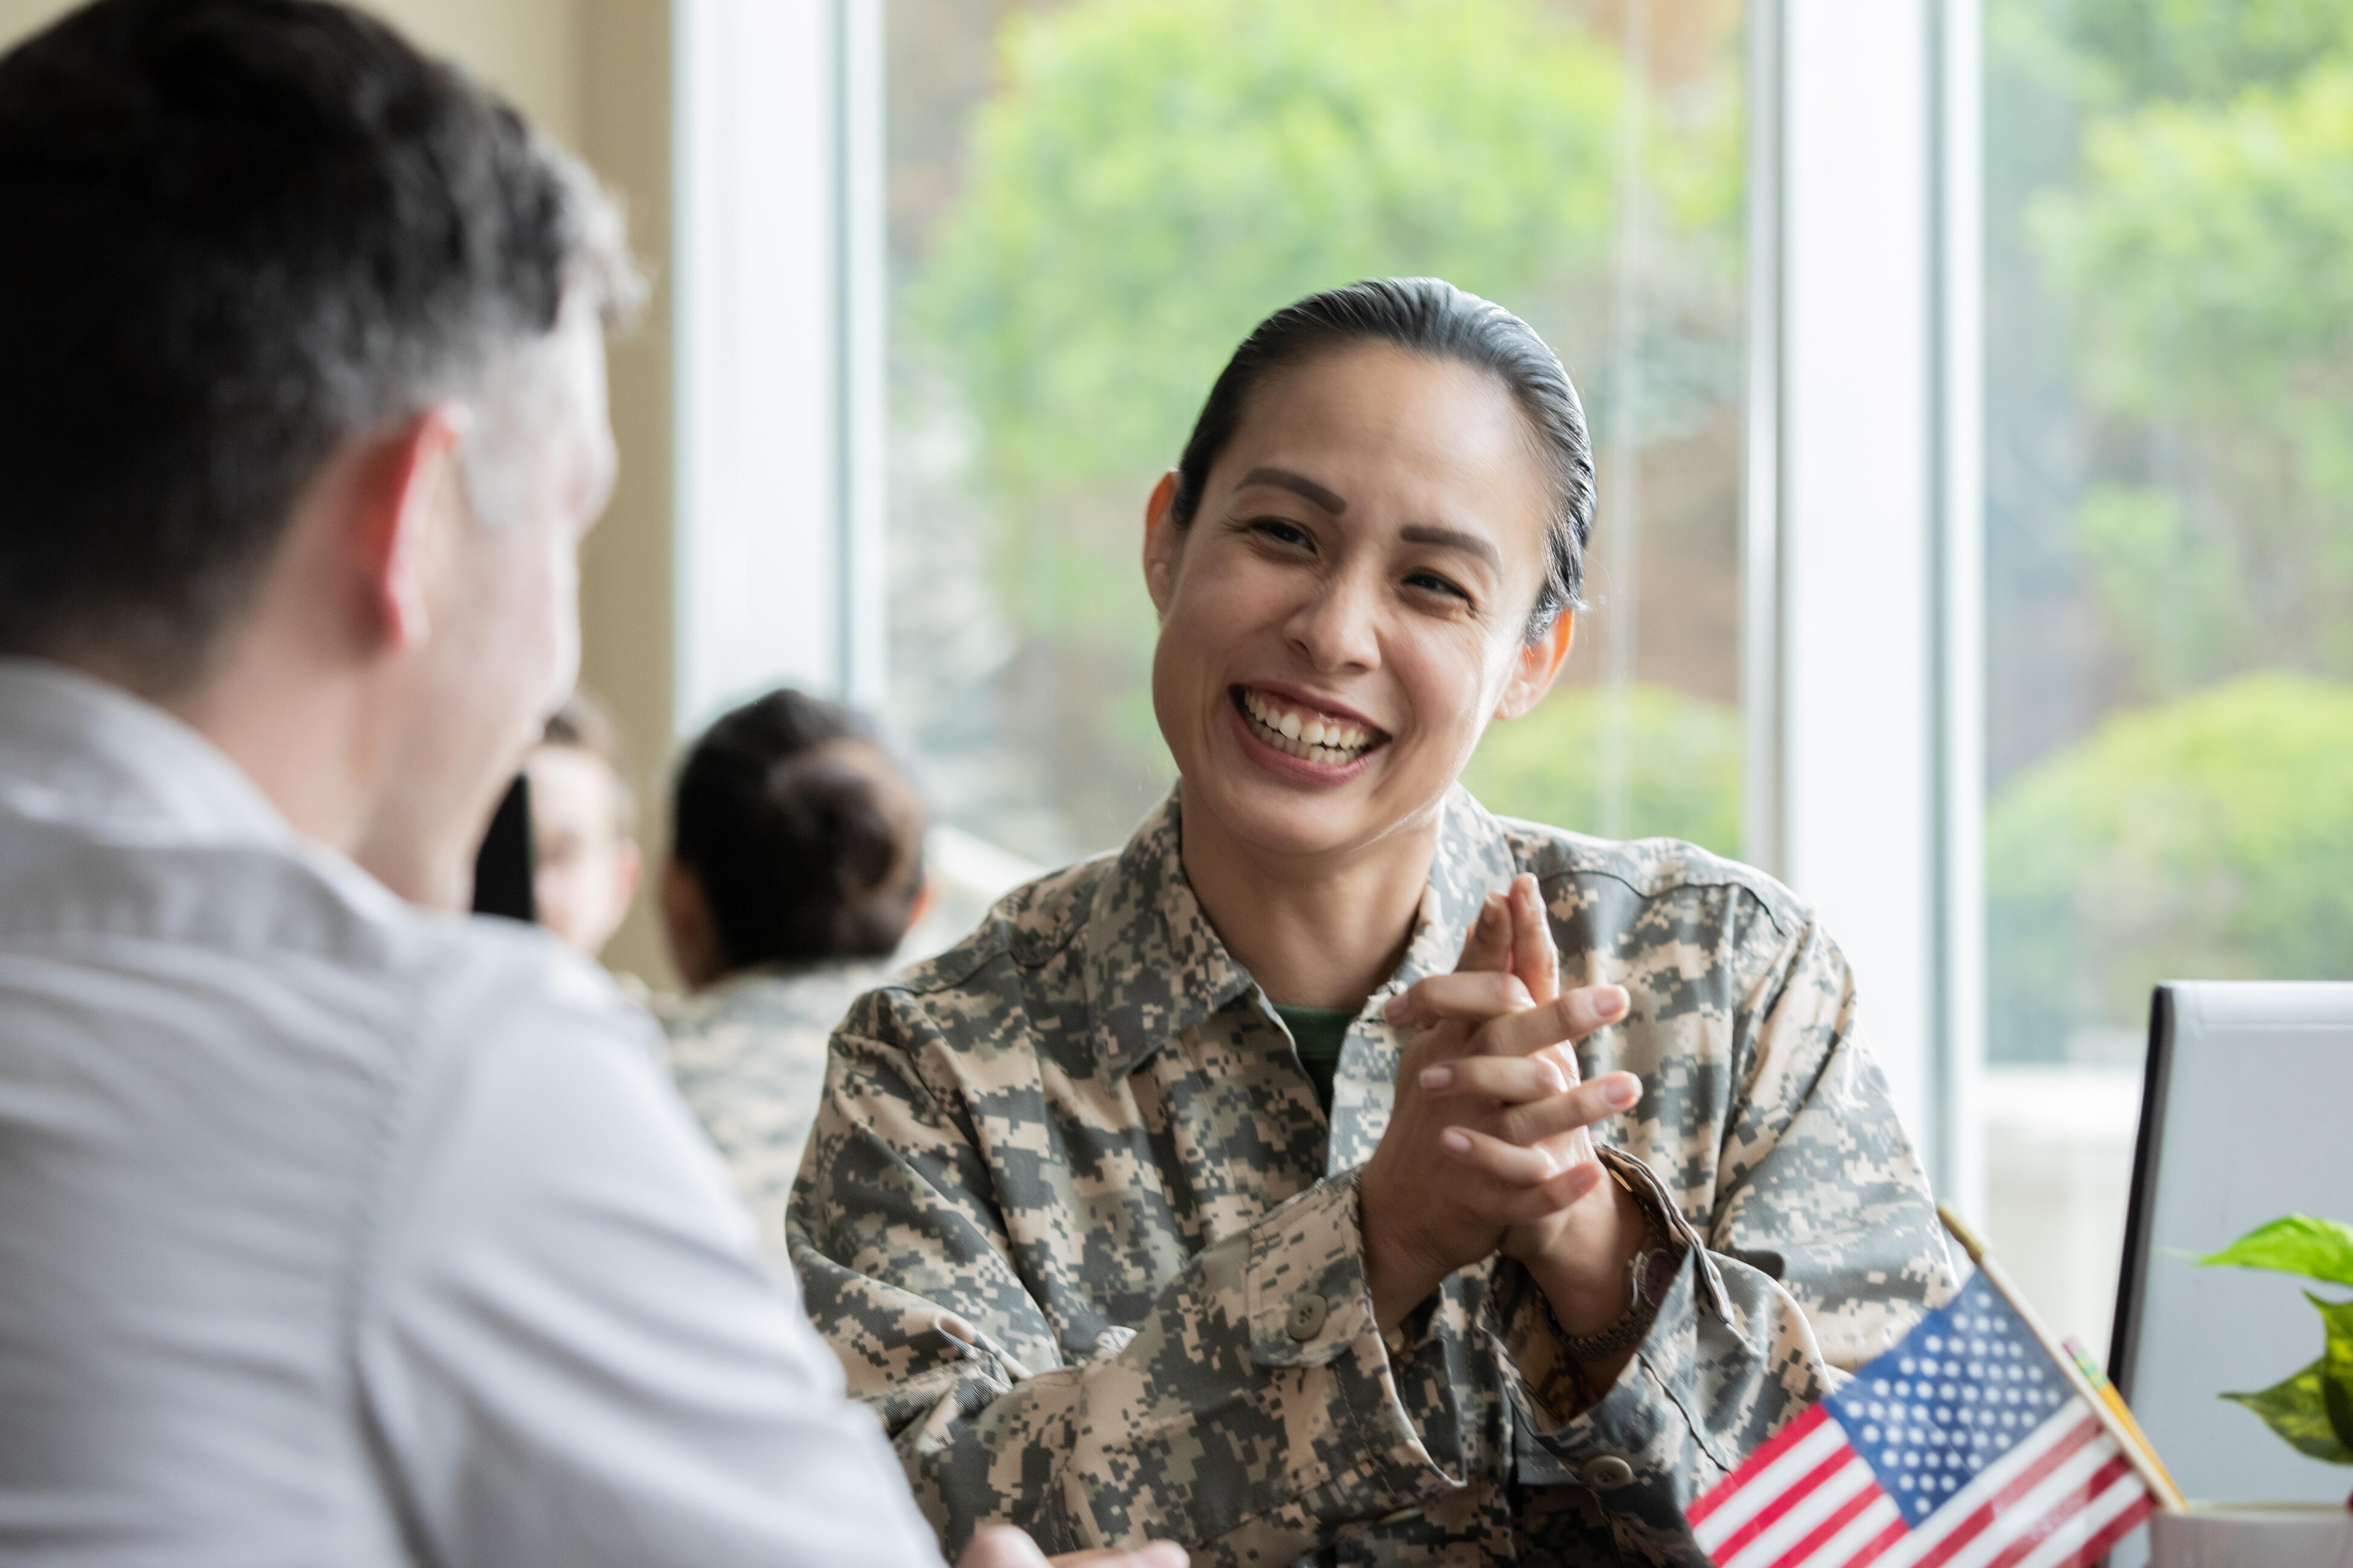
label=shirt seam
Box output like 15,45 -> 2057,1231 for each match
335,941 -> 456,1568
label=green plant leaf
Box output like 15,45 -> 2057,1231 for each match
2199,1215 -> 2353,1287
2315,1292 -> 2353,1452
2220,1356 -> 2353,1464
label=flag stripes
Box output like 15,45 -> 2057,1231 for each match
1689,1272 -> 2159,1568
1694,1396 -> 2153,1568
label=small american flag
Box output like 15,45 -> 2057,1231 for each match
1687,1272 -> 2155,1568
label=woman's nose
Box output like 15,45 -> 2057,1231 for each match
1286,573 -> 1381,672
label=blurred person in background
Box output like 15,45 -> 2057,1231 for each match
0,5 -> 1176,1567
658,688 -> 931,1250
526,690 -> 642,959
788,278 -> 1953,1566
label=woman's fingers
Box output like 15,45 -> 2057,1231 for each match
1507,874 -> 1560,1006
1471,985 -> 1630,1059
1418,1053 -> 1571,1103
1434,1131 -> 1606,1208
962,1527 -> 1190,1568
1386,969 -> 1534,1028
1421,1062 -> 1642,1138
1048,1547 -> 1190,1568
1453,890 -> 1513,974
1496,1072 -> 1642,1145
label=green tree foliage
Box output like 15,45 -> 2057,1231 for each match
1983,4 -> 2353,1056
916,0 -> 1632,506
2061,0 -> 2353,105
1460,684 -> 1740,854
1986,673 -> 2353,1055
2026,18 -> 2353,693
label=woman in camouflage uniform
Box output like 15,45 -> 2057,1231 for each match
659,688 -> 929,1253
788,279 -> 1955,1567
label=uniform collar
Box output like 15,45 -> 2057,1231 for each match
1082,783 -> 1522,1081
0,657 -> 293,848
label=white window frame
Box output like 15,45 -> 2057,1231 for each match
1746,0 -> 1982,1210
672,0 -> 886,738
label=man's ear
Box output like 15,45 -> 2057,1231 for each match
1142,469 -> 1182,616
353,406 -> 470,655
1494,608 -> 1576,722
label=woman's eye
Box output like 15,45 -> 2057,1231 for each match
1406,570 -> 1470,603
1249,518 -> 1315,551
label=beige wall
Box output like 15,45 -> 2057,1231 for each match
573,1 -> 676,985
0,0 -> 681,984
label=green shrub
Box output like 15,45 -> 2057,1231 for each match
1986,671 -> 2353,1058
1460,682 -> 1741,854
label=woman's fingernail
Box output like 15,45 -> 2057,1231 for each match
1596,987 -> 1628,1022
1603,1076 -> 1641,1109
1384,994 -> 1408,1021
1419,1065 -> 1453,1091
1441,1128 -> 1473,1155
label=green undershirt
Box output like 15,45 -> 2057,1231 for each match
1272,1002 -> 1360,1113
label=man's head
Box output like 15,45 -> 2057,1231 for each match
0,0 -> 638,904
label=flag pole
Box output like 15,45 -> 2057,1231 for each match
1937,1206 -> 2187,1514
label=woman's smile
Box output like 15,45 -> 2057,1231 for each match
1228,682 -> 1390,784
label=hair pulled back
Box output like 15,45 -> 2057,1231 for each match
1171,278 -> 1595,639
670,690 -> 926,971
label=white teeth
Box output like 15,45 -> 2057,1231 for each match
1239,689 -> 1379,765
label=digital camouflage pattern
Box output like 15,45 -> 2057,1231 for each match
659,959 -> 893,1256
787,788 -> 1956,1567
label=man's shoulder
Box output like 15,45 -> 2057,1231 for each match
1,809 -> 658,1080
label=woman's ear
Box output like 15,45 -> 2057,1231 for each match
1141,469 -> 1182,615
1494,608 -> 1576,722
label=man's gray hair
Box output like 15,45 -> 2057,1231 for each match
0,0 -> 643,684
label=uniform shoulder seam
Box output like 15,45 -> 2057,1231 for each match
1503,817 -> 1810,940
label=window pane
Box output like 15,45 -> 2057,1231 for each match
1983,0 -> 2353,1349
885,0 -> 1749,869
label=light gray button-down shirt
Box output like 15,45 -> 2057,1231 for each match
0,659 -> 945,1568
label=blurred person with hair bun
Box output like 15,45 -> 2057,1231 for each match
658,687 -> 932,1251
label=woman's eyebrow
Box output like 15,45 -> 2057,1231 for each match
1399,523 -> 1502,570
1237,465 -> 1347,514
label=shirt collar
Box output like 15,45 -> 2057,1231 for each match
1082,782 -> 1522,1081
0,657 -> 295,848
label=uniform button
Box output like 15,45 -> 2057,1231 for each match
1285,1290 -> 1329,1341
1581,1453 -> 1636,1491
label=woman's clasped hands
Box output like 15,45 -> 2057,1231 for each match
1356,872 -> 1650,1366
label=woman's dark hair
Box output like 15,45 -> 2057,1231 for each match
1170,277 -> 1595,639
670,689 -> 926,970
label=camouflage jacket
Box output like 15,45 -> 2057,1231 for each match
787,788 -> 1954,1567
660,959 -> 893,1255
